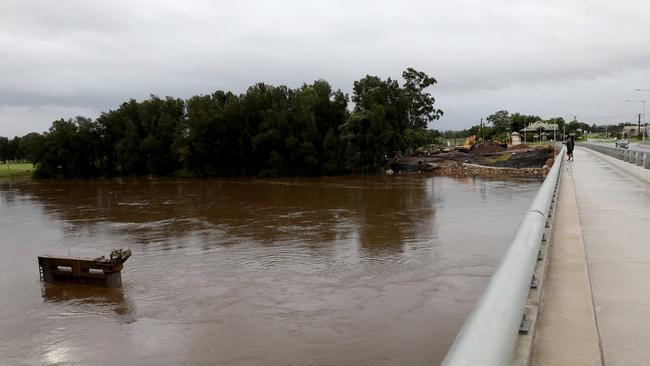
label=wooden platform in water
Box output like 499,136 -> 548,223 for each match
38,249 -> 131,287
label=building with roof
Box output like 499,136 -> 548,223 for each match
520,121 -> 559,142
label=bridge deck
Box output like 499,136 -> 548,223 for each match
534,147 -> 650,365
532,154 -> 601,366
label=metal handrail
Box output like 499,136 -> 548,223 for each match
441,146 -> 566,366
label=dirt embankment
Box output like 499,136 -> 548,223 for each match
390,144 -> 555,177
467,146 -> 554,168
468,143 -> 507,155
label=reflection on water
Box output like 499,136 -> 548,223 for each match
10,178 -> 438,252
41,283 -> 135,322
0,175 -> 542,365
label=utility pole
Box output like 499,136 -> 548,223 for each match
480,118 -> 484,142
626,99 -> 646,140
634,90 -> 650,139
639,113 -> 642,140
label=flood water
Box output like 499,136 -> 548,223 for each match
0,175 -> 542,365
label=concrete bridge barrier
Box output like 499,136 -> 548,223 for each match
580,143 -> 650,184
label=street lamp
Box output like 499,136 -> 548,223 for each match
626,99 -> 646,140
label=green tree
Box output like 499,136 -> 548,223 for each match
0,136 -> 9,163
34,117 -> 100,178
566,120 -> 590,138
347,68 -> 443,170
24,71 -> 442,178
510,113 -> 541,133
402,67 -> 443,130
486,110 -> 512,138
19,132 -> 45,164
183,91 -> 244,176
96,96 -> 184,176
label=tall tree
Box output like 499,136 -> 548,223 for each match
402,67 -> 443,130
486,110 -> 511,134
0,137 -> 9,163
19,132 -> 45,164
34,117 -> 100,178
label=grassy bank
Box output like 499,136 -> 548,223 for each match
0,163 -> 33,178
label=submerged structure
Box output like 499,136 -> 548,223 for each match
38,249 -> 132,287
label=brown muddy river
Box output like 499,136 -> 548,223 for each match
0,175 -> 542,365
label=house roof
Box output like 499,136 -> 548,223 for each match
520,121 -> 559,132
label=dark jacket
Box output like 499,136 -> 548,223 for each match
567,139 -> 575,152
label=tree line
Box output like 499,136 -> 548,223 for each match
434,111 -> 614,145
471,110 -> 596,142
1,68 -> 443,178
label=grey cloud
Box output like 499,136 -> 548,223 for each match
1,0 -> 650,137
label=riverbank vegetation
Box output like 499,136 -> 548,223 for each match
0,68 -> 443,178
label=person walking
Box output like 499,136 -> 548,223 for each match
566,135 -> 575,161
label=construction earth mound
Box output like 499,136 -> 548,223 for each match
389,143 -> 555,177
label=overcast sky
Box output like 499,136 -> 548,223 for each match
2,0 -> 650,137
